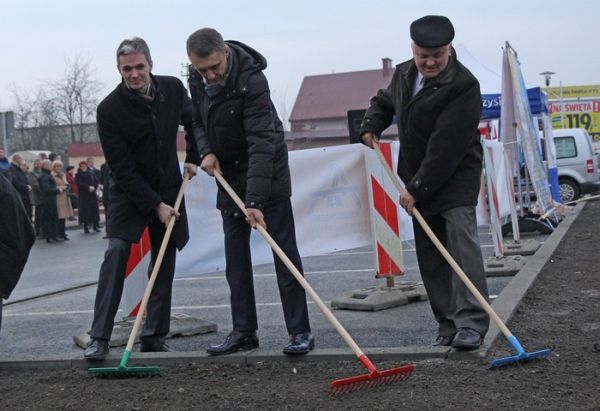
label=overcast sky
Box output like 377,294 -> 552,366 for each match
1,0 -> 598,118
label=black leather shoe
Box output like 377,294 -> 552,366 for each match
140,341 -> 174,353
46,238 -> 55,243
283,332 -> 315,355
84,338 -> 109,360
451,328 -> 483,350
206,330 -> 259,356
433,335 -> 455,346
83,225 -> 90,234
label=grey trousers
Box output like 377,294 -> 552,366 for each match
413,205 -> 490,337
90,224 -> 176,343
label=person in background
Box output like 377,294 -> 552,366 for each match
20,162 -> 34,220
38,159 -> 63,243
8,154 -> 32,220
0,173 -> 35,333
52,160 -> 74,240
87,157 -> 103,187
30,159 -> 44,237
100,161 -> 111,231
75,161 -> 101,233
360,15 -> 490,350
66,165 -> 79,214
0,148 -> 10,175
187,28 -> 313,356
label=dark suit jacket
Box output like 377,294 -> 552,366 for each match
0,174 -> 35,299
96,74 -> 200,248
361,49 -> 483,216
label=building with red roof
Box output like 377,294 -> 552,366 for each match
286,58 -> 397,150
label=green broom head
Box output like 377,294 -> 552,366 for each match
88,350 -> 161,377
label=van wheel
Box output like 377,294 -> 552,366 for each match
558,178 -> 580,203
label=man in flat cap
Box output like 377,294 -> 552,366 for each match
361,15 -> 489,350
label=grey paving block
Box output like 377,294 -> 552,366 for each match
484,255 -> 527,277
73,314 -> 217,349
502,239 -> 541,256
331,282 -> 428,311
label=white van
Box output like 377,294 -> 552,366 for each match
553,128 -> 600,202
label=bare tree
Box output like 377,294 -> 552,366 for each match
272,86 -> 291,132
53,54 -> 101,143
30,88 -> 60,151
10,87 -> 35,149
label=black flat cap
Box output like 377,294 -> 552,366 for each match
410,15 -> 455,48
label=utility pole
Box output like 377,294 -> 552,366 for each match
0,111 -> 14,153
539,71 -> 565,128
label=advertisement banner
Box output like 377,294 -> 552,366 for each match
549,98 -> 600,141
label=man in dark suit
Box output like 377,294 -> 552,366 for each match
84,37 -> 200,360
360,16 -> 489,350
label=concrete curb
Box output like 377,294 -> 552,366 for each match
451,202 -> 585,363
0,204 -> 583,371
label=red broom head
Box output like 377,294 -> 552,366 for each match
329,363 -> 415,395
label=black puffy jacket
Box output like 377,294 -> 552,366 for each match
189,41 -> 291,214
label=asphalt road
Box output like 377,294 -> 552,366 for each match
0,224 -> 543,360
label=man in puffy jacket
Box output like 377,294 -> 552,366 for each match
361,16 -> 489,350
187,28 -> 313,356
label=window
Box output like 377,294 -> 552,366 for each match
554,136 -> 577,159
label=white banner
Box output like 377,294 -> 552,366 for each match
175,144 -> 372,277
175,142 -> 489,278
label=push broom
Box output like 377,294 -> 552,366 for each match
88,176 -> 190,377
373,141 -> 551,368
214,170 -> 415,394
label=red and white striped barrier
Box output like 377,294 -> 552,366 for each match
364,142 -> 404,277
120,228 -> 151,320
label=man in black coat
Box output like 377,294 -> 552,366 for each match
84,37 -> 200,360
8,154 -> 32,220
361,16 -> 490,350
187,28 -> 313,356
38,159 -> 63,243
0,173 -> 35,332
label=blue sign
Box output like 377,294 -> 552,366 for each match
481,87 -> 548,120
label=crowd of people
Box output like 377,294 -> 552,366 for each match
0,150 -> 106,243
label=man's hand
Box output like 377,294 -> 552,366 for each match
361,132 -> 378,148
399,191 -> 416,216
200,154 -> 221,177
246,207 -> 266,230
27,185 -> 32,192
88,186 -> 95,192
156,202 -> 180,226
184,163 -> 198,179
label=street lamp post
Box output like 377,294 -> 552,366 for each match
539,71 -> 565,128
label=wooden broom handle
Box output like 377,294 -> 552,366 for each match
214,171 -> 367,359
125,176 -> 190,353
372,141 -> 513,338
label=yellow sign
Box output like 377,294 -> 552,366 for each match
546,85 -> 600,99
551,111 -> 600,141
548,91 -> 600,141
